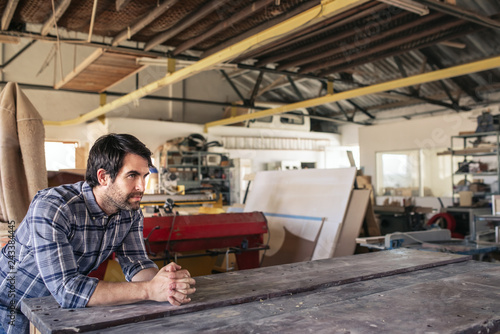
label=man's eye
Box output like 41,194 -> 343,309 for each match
128,174 -> 136,178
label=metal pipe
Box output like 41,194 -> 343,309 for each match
0,40 -> 36,69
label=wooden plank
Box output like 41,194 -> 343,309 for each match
112,0 -> 181,46
81,261 -> 495,333
40,0 -> 72,36
21,249 -> 470,333
54,48 -> 104,90
54,50 -> 153,93
333,189 -> 370,257
1,0 -> 20,31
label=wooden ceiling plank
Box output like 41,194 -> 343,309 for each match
1,0 -> 20,31
40,0 -> 72,36
301,16 -> 461,74
172,0 -> 275,56
144,0 -> 232,51
115,0 -> 132,12
296,12 -> 444,73
232,1 -> 381,63
256,2 -> 391,67
319,23 -> 482,76
111,0 -> 180,46
416,0 -> 500,29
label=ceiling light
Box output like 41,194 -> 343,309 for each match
378,0 -> 430,16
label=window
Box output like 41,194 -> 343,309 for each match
254,116 -> 273,123
280,112 -> 304,125
376,148 -> 451,197
45,141 -> 77,171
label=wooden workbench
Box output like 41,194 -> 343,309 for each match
22,249 -> 500,333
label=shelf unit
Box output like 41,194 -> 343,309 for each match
160,151 -> 232,205
451,131 -> 500,201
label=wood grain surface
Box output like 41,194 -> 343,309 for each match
22,249 -> 472,333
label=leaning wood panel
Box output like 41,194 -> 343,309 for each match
21,249 -> 470,333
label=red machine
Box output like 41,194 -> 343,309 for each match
143,212 -> 269,270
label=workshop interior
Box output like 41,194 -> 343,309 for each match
2,0 -> 500,332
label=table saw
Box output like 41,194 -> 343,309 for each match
22,249 -> 500,333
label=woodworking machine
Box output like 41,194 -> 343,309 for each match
143,212 -> 269,270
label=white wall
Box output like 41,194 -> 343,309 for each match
357,110 -> 479,191
46,117 -> 342,174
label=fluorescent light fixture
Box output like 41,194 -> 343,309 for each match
378,0 -> 430,16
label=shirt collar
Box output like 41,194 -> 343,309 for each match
82,181 -> 108,219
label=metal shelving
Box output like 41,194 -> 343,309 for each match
160,151 -> 232,204
451,132 -> 500,200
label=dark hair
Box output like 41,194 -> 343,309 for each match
85,133 -> 153,187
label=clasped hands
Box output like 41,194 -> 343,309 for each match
148,262 -> 196,306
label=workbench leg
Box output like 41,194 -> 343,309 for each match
30,322 -> 41,334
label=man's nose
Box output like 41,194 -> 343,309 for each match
136,177 -> 145,192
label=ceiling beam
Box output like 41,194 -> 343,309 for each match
144,0 -> 231,51
40,0 -> 72,36
220,70 -> 246,102
248,72 -> 265,106
256,3 -> 392,67
115,0 -> 132,11
414,0 -> 500,29
232,1 -> 380,63
203,0 -> 320,59
172,0 -> 275,56
111,0 -> 180,47
300,13 -> 451,74
318,21 -> 482,76
204,54 -> 500,129
43,0 -> 371,126
281,10 -> 435,71
0,40 -> 36,69
419,48 -> 481,102
1,0 -> 20,31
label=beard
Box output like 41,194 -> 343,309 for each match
104,182 -> 143,212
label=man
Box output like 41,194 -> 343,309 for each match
0,133 -> 196,334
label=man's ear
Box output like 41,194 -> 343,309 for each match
96,169 -> 110,186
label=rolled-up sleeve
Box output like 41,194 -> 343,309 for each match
115,213 -> 157,281
30,200 -> 98,308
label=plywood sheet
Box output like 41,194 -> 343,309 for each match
244,167 -> 356,261
54,48 -> 153,93
333,189 -> 370,257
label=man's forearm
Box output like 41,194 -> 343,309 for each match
87,280 -> 151,306
86,263 -> 196,307
131,267 -> 158,282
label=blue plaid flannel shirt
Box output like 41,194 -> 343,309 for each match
0,181 -> 157,334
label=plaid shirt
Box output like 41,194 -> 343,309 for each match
0,181 -> 157,334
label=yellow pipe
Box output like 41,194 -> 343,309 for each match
204,55 -> 500,130
43,0 -> 369,127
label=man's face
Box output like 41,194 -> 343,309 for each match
103,153 -> 150,212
